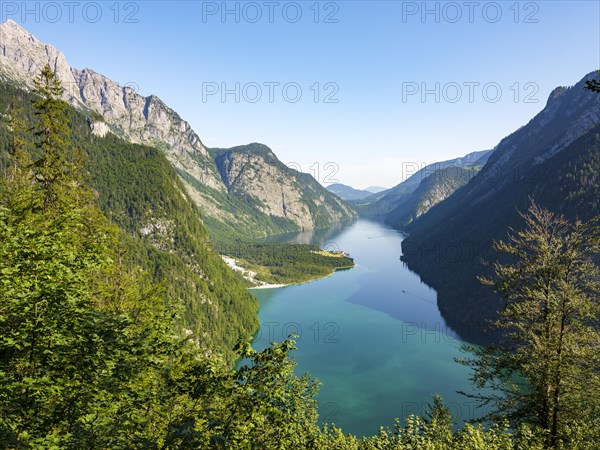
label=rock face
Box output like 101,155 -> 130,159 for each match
0,20 -> 82,106
69,68 -> 223,191
213,144 -> 356,231
0,20 -> 223,192
356,149 -> 492,217
89,120 -> 110,137
384,166 -> 479,229
0,20 -> 355,237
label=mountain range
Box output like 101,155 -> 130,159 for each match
354,149 -> 492,217
1,20 -> 598,351
0,80 -> 258,361
384,165 -> 481,229
0,20 -> 355,241
0,20 -> 357,360
365,186 -> 387,194
326,183 -> 374,201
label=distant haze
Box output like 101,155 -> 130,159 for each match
365,186 -> 387,194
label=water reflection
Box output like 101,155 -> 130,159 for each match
262,220 -> 350,246
249,219 -> 479,436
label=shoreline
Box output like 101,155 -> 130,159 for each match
221,254 -> 354,291
248,283 -> 289,290
248,265 -> 353,290
221,255 -> 291,289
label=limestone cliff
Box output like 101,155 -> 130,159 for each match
0,20 -> 223,193
385,166 -> 479,228
213,144 -> 356,231
0,20 -> 356,238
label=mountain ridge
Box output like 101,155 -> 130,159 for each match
0,19 -> 222,191
211,143 -> 356,234
326,183 -> 373,201
384,166 -> 480,229
401,71 -> 600,344
355,149 -> 492,216
0,80 -> 258,362
0,20 -> 355,238
365,186 -> 387,194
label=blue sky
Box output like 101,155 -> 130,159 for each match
4,1 -> 599,189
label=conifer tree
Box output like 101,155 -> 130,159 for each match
585,70 -> 600,93
31,64 -> 72,210
0,66 -> 180,448
1,98 -> 32,212
459,202 -> 600,447
8,98 -> 30,178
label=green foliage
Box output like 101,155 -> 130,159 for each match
425,394 -> 453,429
6,98 -> 30,176
459,202 -> 600,447
82,133 -> 258,359
31,65 -> 75,211
217,241 -> 354,285
2,68 -> 598,450
163,337 -> 324,449
0,78 -> 258,363
0,202 -> 175,447
0,70 -> 182,446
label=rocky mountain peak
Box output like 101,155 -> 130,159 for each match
484,72 -> 600,172
0,21 -> 357,236
0,20 -> 224,192
212,143 -> 356,231
2,19 -> 36,41
547,85 -> 568,104
0,20 -> 82,106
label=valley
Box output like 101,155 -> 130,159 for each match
247,219 -> 477,437
0,10 -> 599,449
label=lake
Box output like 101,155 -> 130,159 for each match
249,219 -> 481,437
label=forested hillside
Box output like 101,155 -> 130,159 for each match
0,19 -> 356,242
217,241 -> 354,285
0,79 -> 258,361
1,54 -> 599,450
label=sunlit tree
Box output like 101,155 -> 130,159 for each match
459,201 -> 600,447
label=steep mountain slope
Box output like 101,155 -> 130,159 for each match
0,20 -> 355,240
0,79 -> 258,362
401,72 -> 600,344
355,149 -> 492,216
177,145 -> 357,243
326,183 -> 373,201
384,166 -> 480,228
0,20 -> 222,191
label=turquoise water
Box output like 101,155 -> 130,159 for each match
249,219 -> 479,437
